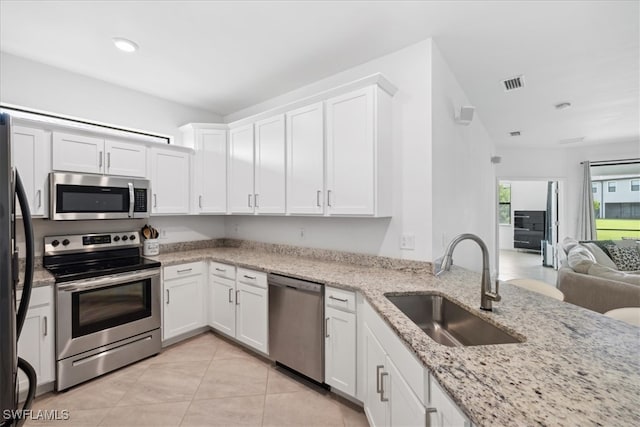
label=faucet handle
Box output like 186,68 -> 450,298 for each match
487,280 -> 502,302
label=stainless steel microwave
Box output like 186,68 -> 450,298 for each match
50,172 -> 150,220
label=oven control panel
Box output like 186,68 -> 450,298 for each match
44,231 -> 141,254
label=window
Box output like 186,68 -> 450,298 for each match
632,180 -> 640,192
608,182 -> 616,192
498,183 -> 511,225
592,184 -> 597,193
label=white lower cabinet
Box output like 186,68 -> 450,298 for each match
162,262 -> 206,341
17,286 -> 55,390
325,287 -> 357,397
363,299 -> 470,427
208,263 -> 268,354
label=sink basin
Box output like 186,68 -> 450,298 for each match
386,294 -> 522,347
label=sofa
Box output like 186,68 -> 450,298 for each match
557,237 -> 640,313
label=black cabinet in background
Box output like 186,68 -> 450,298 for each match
514,210 -> 546,251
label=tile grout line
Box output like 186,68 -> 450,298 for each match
261,367 -> 270,426
179,341 -> 220,426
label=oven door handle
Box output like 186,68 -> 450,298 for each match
57,268 -> 161,292
128,182 -> 135,218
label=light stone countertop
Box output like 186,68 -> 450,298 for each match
151,246 -> 640,427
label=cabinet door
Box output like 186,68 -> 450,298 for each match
17,297 -> 54,388
430,377 -> 470,427
235,282 -> 268,354
105,139 -> 147,177
197,129 -> 227,213
228,124 -> 255,213
325,306 -> 356,397
209,276 -> 236,337
12,126 -> 50,217
286,102 -> 324,215
325,86 -> 375,215
254,115 -> 285,214
52,131 -> 104,174
364,323 -> 389,427
163,274 -> 205,341
387,357 -> 426,427
150,148 -> 190,214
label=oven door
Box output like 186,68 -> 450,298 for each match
56,268 -> 161,360
50,172 -> 149,220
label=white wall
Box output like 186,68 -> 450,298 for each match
498,180 -> 548,250
224,40 -> 433,260
497,140 -> 640,240
2,51 -> 227,251
0,52 -> 222,145
430,43 -> 497,273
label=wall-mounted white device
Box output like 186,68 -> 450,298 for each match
455,106 -> 475,125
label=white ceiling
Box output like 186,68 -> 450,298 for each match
1,1 -> 638,149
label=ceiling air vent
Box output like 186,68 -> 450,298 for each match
502,75 -> 524,92
509,131 -> 521,137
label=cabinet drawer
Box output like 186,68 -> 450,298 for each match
237,268 -> 267,289
17,285 -> 53,308
210,261 -> 236,280
164,262 -> 203,280
325,286 -> 356,312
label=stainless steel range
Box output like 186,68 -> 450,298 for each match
43,231 -> 161,391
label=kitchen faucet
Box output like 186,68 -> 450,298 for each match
434,233 -> 501,311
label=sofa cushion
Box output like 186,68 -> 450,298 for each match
567,246 -> 596,273
587,263 -> 640,286
606,245 -> 640,271
581,242 -> 618,270
561,237 -> 580,254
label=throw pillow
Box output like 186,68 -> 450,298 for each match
567,246 -> 597,274
581,243 -> 618,270
606,245 -> 640,271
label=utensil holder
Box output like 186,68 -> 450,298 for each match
143,239 -> 159,256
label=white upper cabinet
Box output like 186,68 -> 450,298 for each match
52,131 -> 147,177
228,124 -> 255,214
286,102 -> 324,215
254,114 -> 285,214
104,139 -> 147,177
325,85 -> 392,216
52,131 -> 104,174
12,126 -> 50,217
197,128 -> 227,214
150,147 -> 191,214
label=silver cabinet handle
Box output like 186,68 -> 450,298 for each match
327,190 -> 332,207
107,152 -> 111,170
153,194 -> 157,208
177,268 -> 192,273
36,189 -> 41,208
128,182 -> 134,218
255,193 -> 259,208
325,317 -> 330,337
166,289 -> 170,304
316,190 -> 322,207
376,365 -> 384,394
235,290 -> 240,305
228,288 -> 233,303
216,268 -> 226,272
199,195 -> 203,209
380,372 -> 389,402
99,151 -> 103,168
329,295 -> 348,302
425,407 -> 437,426
43,316 -> 48,337
243,274 -> 256,280
248,194 -> 252,208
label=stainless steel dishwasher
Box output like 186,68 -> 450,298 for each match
268,274 -> 324,383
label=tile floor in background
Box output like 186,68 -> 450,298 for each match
498,249 -> 558,286
26,332 -> 368,427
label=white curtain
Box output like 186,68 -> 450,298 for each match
576,161 -> 596,240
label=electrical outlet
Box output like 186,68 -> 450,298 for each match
160,229 -> 167,239
400,233 -> 415,250
234,224 -> 239,235
299,228 -> 305,239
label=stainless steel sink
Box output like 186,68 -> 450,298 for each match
386,294 -> 523,347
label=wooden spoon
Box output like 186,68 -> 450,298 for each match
142,225 -> 151,240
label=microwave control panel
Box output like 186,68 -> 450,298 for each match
134,188 -> 148,212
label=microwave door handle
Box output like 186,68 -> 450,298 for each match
128,183 -> 134,218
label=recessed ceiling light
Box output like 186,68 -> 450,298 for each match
558,136 -> 585,145
555,102 -> 572,110
112,37 -> 139,53
509,131 -> 521,137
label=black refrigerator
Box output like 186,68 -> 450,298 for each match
1,112 -> 37,427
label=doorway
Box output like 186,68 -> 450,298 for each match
496,179 -> 563,285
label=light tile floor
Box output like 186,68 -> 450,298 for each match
498,249 -> 558,286
26,332 -> 369,427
